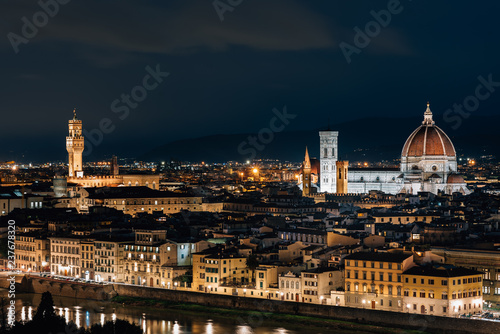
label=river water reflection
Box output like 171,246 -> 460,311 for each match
3,292 -> 374,334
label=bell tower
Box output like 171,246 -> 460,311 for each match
66,109 -> 84,177
336,161 -> 349,194
302,147 -> 312,196
319,129 -> 338,193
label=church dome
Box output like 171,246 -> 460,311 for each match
402,104 -> 456,157
447,174 -> 465,184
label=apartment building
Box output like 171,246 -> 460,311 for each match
80,239 -> 95,280
15,233 -> 49,272
49,237 -> 81,277
94,239 -> 127,283
344,251 -> 415,311
301,267 -> 343,304
403,264 -> 483,316
192,248 -> 249,293
279,271 -> 302,302
431,247 -> 500,305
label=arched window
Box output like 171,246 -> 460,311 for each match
323,148 -> 328,158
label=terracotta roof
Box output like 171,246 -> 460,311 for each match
447,174 -> 465,184
402,126 -> 456,157
402,104 -> 456,157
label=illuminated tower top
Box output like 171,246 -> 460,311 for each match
67,109 -> 84,178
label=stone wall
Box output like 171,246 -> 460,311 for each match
10,276 -> 497,333
9,276 -> 115,301
113,284 -> 497,334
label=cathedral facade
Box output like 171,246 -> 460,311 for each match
315,103 -> 470,196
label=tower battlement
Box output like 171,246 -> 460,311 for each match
66,110 -> 84,177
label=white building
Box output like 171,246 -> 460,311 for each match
319,130 -> 338,193
319,103 -> 470,196
49,237 -> 81,277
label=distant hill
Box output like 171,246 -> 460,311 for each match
140,114 -> 500,163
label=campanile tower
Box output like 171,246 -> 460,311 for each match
66,109 -> 84,177
319,129 -> 338,193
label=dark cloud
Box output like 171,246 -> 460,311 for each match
0,0 -> 499,162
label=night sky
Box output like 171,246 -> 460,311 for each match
1,0 -> 500,162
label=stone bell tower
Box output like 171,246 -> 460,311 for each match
302,147 -> 312,196
66,109 -> 84,178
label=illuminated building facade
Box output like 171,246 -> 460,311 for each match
403,265 -> 483,316
320,103 -> 470,195
64,110 -> 159,189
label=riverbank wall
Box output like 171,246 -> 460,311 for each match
2,275 -> 115,300
113,284 -> 497,334
7,275 -> 497,333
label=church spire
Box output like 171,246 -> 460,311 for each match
422,102 -> 434,125
304,146 -> 311,169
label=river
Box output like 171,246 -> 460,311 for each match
0,292 -> 384,334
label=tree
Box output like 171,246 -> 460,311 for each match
245,254 -> 259,284
33,292 -> 56,322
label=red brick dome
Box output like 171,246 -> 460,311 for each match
402,104 -> 456,157
447,174 -> 465,184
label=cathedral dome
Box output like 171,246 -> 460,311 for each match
402,104 -> 456,158
447,174 -> 465,184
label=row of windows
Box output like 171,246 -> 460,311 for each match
51,256 -> 79,266
125,245 -> 160,252
96,250 -> 115,257
347,271 -> 401,282
483,286 -> 500,295
403,289 -> 481,299
347,283 -> 401,295
51,245 -> 80,254
16,255 -> 35,262
379,217 -> 430,222
108,199 -> 196,205
346,261 -> 402,270
280,281 -> 300,289
405,276 -> 481,285
345,296 -> 400,308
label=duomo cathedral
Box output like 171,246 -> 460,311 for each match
301,103 -> 470,196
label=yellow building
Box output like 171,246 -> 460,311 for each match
86,187 -> 203,217
80,239 -> 95,280
344,251 -> 414,312
371,213 -> 440,224
192,248 -> 249,293
301,268 -> 343,304
403,265 -> 483,316
15,234 -> 49,273
49,237 -> 82,277
431,247 -> 500,305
